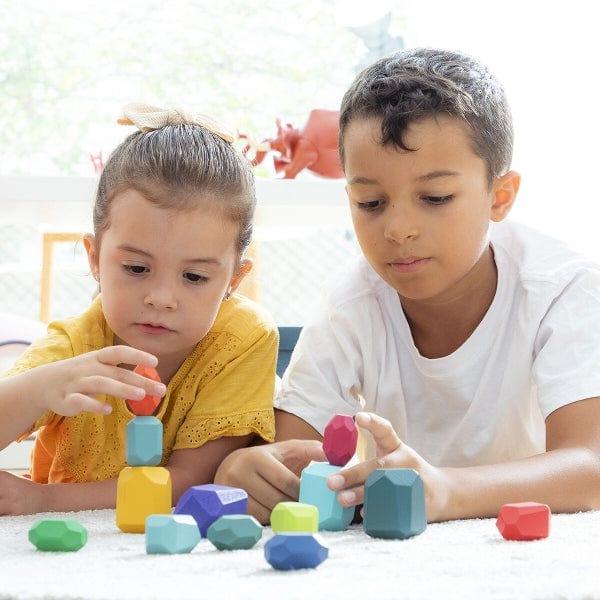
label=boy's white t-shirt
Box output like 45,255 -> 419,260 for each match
275,220 -> 600,467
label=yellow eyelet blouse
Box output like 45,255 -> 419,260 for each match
5,294 -> 278,483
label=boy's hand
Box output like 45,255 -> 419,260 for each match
214,440 -> 326,524
0,470 -> 45,515
326,412 -> 452,522
33,345 -> 166,417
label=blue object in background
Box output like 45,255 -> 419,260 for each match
277,326 -> 302,377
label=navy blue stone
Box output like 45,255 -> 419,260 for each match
264,533 -> 328,570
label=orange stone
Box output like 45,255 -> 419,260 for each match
496,502 -> 551,541
126,365 -> 162,416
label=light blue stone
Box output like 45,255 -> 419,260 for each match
299,462 -> 354,531
264,533 -> 328,570
126,416 -> 162,466
364,468 -> 427,540
145,514 -> 200,554
207,515 -> 262,550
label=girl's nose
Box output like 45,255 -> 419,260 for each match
143,287 -> 177,311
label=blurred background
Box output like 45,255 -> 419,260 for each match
0,0 -> 598,325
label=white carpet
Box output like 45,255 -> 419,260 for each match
1,508 -> 599,600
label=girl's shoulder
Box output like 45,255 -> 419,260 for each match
209,293 -> 277,342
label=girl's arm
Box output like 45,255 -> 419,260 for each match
0,346 -> 164,451
0,434 -> 255,515
328,399 -> 600,521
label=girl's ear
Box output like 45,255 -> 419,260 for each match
490,170 -> 521,222
227,258 -> 253,298
83,234 -> 100,281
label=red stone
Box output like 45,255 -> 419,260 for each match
323,414 -> 358,467
126,365 -> 162,416
496,502 -> 551,541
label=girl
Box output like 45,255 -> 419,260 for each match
0,103 -> 278,515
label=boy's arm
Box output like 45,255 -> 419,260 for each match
330,399 -> 600,521
0,434 -> 256,515
445,396 -> 600,519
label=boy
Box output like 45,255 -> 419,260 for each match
215,48 -> 600,524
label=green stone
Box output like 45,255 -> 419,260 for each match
270,501 -> 318,533
29,519 -> 88,552
207,515 -> 262,550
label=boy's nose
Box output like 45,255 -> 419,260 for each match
383,211 -> 419,244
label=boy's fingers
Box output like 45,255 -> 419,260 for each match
355,412 -> 401,454
337,485 -> 365,508
256,454 -> 300,500
327,456 -> 383,492
96,345 -> 158,368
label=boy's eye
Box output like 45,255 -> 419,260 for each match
424,195 -> 453,205
184,272 -> 209,284
357,199 -> 384,211
123,264 -> 149,275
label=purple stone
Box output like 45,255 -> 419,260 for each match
173,484 -> 248,536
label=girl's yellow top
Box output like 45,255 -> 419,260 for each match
5,294 -> 278,483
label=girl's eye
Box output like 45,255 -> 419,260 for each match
123,264 -> 149,275
184,272 -> 209,284
424,194 -> 453,205
357,199 -> 384,211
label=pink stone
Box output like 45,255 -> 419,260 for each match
496,502 -> 551,541
323,414 -> 358,466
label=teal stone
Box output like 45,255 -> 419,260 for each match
145,514 -> 201,554
364,468 -> 427,540
29,519 -> 88,552
126,416 -> 163,466
299,462 -> 354,531
207,515 -> 262,550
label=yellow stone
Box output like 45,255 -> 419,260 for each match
270,501 -> 319,533
116,466 -> 172,533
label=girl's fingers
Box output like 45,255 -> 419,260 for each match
96,345 -> 158,368
255,453 -> 300,501
65,393 -> 112,415
78,375 -> 153,402
355,412 -> 402,454
103,366 -> 166,398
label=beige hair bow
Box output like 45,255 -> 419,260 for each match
117,102 -> 235,143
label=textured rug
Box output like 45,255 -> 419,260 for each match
0,508 -> 598,600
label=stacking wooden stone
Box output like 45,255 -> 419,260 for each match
496,502 -> 551,541
363,468 -> 427,540
270,501 -> 318,533
174,484 -> 248,537
299,413 -> 357,531
116,366 -> 171,533
264,533 -> 329,571
29,519 -> 88,552
207,515 -> 263,551
145,514 -> 200,554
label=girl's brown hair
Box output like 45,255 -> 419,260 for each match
94,124 -> 255,258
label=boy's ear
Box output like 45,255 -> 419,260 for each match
490,170 -> 521,222
83,233 -> 100,281
227,258 -> 253,296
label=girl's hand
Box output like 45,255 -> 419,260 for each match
33,345 -> 166,417
326,412 -> 453,522
0,470 -> 45,515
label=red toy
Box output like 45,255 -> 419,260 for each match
496,502 -> 551,541
323,414 -> 358,467
126,365 -> 163,416
240,109 -> 343,179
